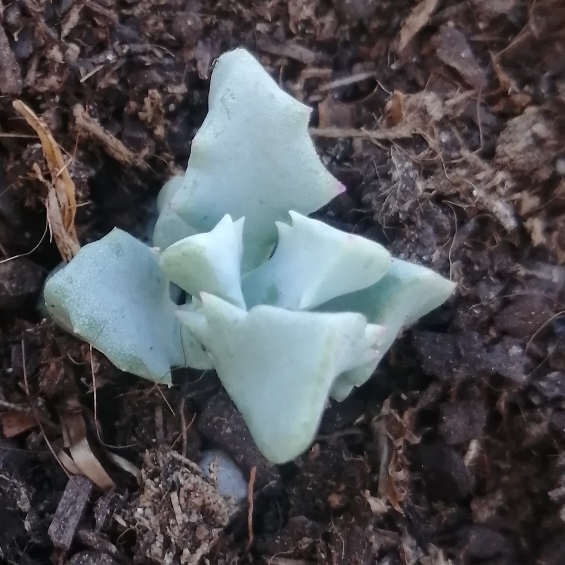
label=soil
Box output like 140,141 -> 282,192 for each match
0,0 -> 564,564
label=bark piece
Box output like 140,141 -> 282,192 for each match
48,476 -> 93,551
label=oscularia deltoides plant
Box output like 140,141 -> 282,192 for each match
43,49 -> 456,464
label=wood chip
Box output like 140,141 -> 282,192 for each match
309,123 -> 416,141
12,100 -> 80,262
396,0 -> 440,53
74,531 -> 123,560
73,104 -> 146,168
256,38 -> 321,65
48,475 -> 93,551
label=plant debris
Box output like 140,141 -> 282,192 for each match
122,448 -> 238,565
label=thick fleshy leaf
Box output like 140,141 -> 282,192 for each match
243,212 -> 391,309
177,302 -> 214,370
322,258 -> 456,399
156,175 -> 184,213
170,49 -> 343,271
160,215 -> 246,308
153,175 -> 197,251
43,229 -> 211,384
330,358 -> 380,402
178,293 -> 383,463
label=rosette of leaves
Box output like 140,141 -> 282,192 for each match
44,49 -> 455,464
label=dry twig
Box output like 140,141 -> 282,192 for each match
245,466 -> 257,552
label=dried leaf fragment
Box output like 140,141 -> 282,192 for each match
383,91 -> 405,127
372,400 -> 419,514
12,100 -> 80,262
59,405 -> 115,490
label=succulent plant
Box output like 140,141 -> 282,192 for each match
43,48 -> 455,464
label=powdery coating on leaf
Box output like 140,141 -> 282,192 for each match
323,258 -> 456,400
160,215 -> 246,309
178,293 -> 384,463
171,49 -> 343,271
153,175 -> 197,251
43,229 -> 206,384
243,211 -> 392,309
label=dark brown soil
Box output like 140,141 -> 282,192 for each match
1,1 -> 565,564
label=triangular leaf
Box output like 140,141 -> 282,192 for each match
178,294 -> 383,463
160,215 -> 246,308
243,212 -> 391,309
170,49 -> 343,271
322,258 -> 456,397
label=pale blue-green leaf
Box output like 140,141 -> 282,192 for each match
170,49 -> 343,271
243,212 -> 391,309
178,293 -> 382,463
157,175 -> 184,213
176,301 -> 214,370
153,175 -> 197,251
322,258 -> 456,398
43,229 -> 207,384
160,215 -> 245,308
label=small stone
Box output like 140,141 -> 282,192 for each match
0,258 -> 44,310
532,372 -> 565,401
200,449 -> 247,503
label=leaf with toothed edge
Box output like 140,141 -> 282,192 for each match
322,258 -> 456,400
243,211 -> 392,310
160,215 -> 246,309
170,49 -> 344,272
